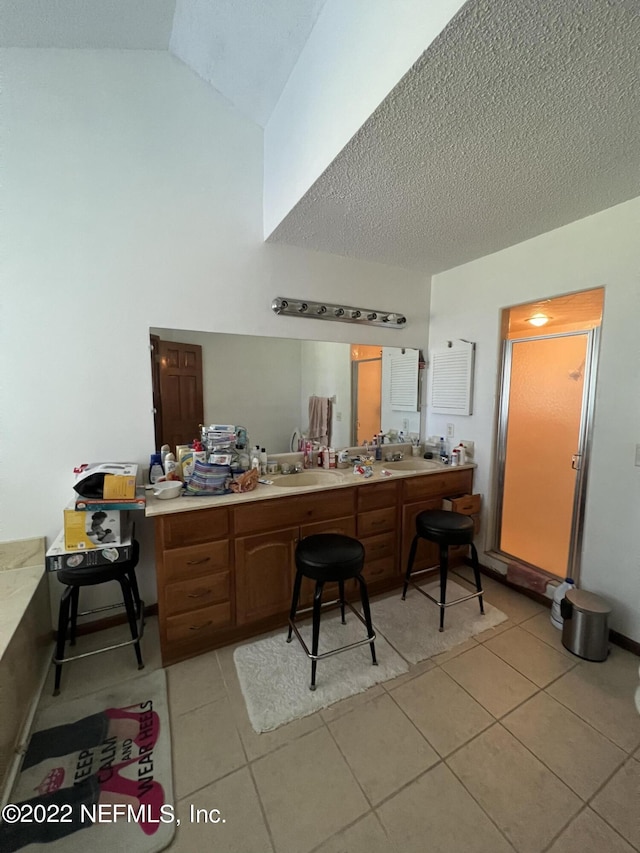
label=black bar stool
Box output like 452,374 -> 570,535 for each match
402,510 -> 484,631
53,540 -> 145,695
287,533 -> 377,690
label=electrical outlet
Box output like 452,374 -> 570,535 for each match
402,418 -> 409,430
446,423 -> 455,439
336,411 -> 342,422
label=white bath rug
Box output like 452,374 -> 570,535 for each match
370,579 -> 508,665
233,610 -> 409,733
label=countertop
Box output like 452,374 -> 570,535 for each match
0,537 -> 46,662
145,460 -> 475,518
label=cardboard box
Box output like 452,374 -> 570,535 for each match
64,503 -> 128,551
46,526 -> 133,572
74,489 -> 146,511
441,493 -> 481,515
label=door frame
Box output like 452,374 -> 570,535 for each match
491,327 -> 600,582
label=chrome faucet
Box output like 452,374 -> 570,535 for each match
293,462 -> 303,473
391,451 -> 404,462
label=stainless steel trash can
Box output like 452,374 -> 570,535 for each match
560,588 -> 611,661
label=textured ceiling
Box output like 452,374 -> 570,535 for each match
0,0 -> 176,49
269,0 -> 640,273
170,0 -> 327,126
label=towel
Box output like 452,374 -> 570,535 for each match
308,396 -> 332,445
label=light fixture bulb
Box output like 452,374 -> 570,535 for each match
527,313 -> 549,327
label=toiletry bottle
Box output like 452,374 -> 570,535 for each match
439,436 -> 448,461
259,447 -> 268,475
251,450 -> 260,471
149,453 -> 164,484
457,443 -> 466,465
451,448 -> 459,467
375,435 -> 382,461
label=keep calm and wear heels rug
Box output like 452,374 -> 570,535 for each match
1,669 -> 174,853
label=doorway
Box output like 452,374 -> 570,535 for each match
350,345 -> 382,445
494,288 -> 603,581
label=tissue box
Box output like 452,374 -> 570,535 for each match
64,504 -> 128,551
47,525 -> 134,572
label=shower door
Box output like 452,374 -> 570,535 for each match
495,329 -> 599,580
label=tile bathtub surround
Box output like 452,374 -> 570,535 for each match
22,575 -> 640,853
0,536 -> 45,572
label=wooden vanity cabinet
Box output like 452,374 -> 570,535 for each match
356,480 -> 400,588
233,488 -> 356,625
400,469 -> 474,574
155,506 -> 234,666
153,467 -> 474,665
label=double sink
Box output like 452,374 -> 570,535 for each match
270,458 -> 441,488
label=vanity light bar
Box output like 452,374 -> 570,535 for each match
272,297 -> 406,329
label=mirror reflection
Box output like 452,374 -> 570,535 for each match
150,328 -> 423,454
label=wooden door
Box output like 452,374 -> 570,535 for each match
157,339 -> 204,448
235,528 -> 297,625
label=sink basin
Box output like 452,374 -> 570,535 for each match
271,472 -> 343,488
383,459 -> 441,472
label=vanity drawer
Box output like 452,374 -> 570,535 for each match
402,470 -> 472,502
165,602 -> 232,644
163,540 -> 230,582
358,507 -> 396,537
160,507 -> 229,549
164,572 -> 231,617
357,480 -> 399,512
361,531 -> 396,563
234,489 -> 356,535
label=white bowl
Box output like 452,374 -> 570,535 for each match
153,481 -> 183,500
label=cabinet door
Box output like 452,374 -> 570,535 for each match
401,499 -> 442,575
235,528 -> 297,625
298,516 -> 357,608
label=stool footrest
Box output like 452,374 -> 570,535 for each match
289,600 -> 376,662
408,581 -> 483,609
53,601 -> 145,665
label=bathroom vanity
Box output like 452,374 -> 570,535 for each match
147,464 -> 474,666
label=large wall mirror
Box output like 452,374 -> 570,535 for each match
150,328 -> 423,454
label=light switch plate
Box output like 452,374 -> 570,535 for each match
446,423 -> 455,438
635,443 -> 640,467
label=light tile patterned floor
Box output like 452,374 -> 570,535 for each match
38,570 -> 640,853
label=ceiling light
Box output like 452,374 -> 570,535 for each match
271,298 -> 406,329
527,313 -> 549,327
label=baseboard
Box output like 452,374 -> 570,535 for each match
464,557 -> 640,657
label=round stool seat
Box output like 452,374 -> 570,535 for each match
416,510 -> 474,546
295,534 -> 364,582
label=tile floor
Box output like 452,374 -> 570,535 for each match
38,568 -> 640,853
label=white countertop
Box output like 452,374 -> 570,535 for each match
0,537 -> 46,662
145,460 -> 475,518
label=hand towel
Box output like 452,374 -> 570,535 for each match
308,396 -> 332,445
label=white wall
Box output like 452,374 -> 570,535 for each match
263,0 -> 466,237
429,197 -> 640,642
0,49 -> 428,616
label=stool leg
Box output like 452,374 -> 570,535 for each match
119,575 -> 144,670
310,581 -> 324,691
69,586 -> 80,646
338,580 -> 346,624
438,543 -> 449,632
54,587 -> 72,696
127,568 -> 142,619
402,535 -> 420,599
356,574 -> 377,666
470,542 -> 485,615
287,568 -> 304,642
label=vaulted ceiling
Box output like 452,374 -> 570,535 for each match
3,0 -> 639,274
